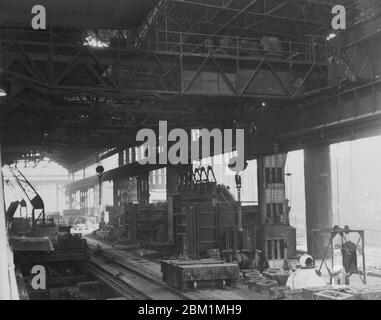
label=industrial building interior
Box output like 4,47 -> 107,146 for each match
1,0 -> 381,301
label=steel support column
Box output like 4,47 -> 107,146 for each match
304,145 -> 333,258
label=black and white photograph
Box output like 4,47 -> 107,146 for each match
1,0 -> 381,307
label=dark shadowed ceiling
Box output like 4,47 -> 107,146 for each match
0,0 -> 159,29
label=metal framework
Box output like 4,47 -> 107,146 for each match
1,30 -> 331,99
276,79 -> 381,153
0,27 -> 330,167
142,0 -> 357,40
0,0 -> 380,169
7,165 -> 46,230
313,227 -> 366,285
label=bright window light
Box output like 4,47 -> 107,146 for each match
84,36 -> 109,48
327,33 -> 337,41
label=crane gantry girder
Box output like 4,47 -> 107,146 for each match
1,0 -> 380,168
1,33 -> 330,101
0,30 -> 379,168
2,75 -> 381,169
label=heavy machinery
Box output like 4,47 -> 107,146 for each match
172,165 -> 259,260
313,226 -> 366,285
2,165 -> 89,299
5,165 -> 45,232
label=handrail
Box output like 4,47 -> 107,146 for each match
0,27 -> 338,63
141,29 -> 338,63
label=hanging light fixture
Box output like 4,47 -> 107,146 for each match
0,88 -> 6,97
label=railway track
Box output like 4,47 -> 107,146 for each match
85,238 -> 236,300
88,251 -> 191,300
87,262 -> 149,300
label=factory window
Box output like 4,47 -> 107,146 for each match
102,153 -> 118,171
135,147 -> 139,161
149,172 -> 153,185
88,188 -> 95,208
141,146 -> 145,160
84,164 -> 97,178
75,191 -> 80,209
158,170 -> 162,185
162,168 -> 166,185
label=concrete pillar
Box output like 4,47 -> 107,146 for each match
304,145 -> 333,258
